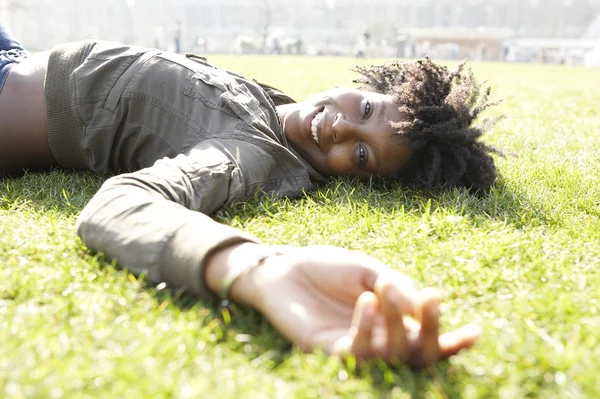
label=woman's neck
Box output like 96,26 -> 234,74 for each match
275,103 -> 296,141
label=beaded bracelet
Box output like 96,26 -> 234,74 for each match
218,248 -> 283,300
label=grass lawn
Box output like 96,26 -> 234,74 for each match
1,55 -> 599,398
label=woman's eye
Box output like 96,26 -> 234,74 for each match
362,101 -> 372,119
358,144 -> 367,166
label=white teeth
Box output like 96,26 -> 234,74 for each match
311,111 -> 322,144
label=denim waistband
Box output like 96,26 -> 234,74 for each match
0,50 -> 26,93
0,21 -> 28,93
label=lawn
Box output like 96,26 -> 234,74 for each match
1,56 -> 599,398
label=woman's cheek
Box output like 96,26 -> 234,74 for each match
326,146 -> 354,176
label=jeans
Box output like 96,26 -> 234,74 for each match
0,22 -> 28,93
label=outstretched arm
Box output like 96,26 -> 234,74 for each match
77,147 -> 480,367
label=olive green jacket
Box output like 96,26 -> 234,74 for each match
43,41 -> 323,299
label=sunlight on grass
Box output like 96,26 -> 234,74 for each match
1,57 -> 599,398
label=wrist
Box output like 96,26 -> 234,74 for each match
204,242 -> 282,307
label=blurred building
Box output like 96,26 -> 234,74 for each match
2,0 -> 600,57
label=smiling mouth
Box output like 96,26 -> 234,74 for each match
310,107 -> 324,146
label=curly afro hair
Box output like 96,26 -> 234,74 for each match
352,57 -> 504,194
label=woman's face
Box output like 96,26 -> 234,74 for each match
280,88 -> 414,178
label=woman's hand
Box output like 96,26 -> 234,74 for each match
237,245 -> 481,367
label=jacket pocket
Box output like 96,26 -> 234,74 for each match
184,68 -> 234,111
221,84 -> 267,124
183,66 -> 266,124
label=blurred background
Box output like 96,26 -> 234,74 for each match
1,0 -> 600,66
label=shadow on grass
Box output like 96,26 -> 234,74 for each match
218,176 -> 550,231
0,169 -> 106,217
1,170 -> 548,231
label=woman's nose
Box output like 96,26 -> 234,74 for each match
331,113 -> 355,144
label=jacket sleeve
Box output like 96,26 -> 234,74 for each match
76,146 -> 259,300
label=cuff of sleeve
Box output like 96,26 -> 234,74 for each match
160,215 -> 260,300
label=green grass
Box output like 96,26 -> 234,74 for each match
1,56 -> 599,398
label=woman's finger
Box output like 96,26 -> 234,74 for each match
438,324 -> 482,359
350,292 -> 378,357
378,282 -> 409,361
416,288 -> 441,363
374,273 -> 421,318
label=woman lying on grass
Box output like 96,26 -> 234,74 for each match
0,21 -> 502,367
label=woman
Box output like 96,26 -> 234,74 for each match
1,22 -> 500,367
